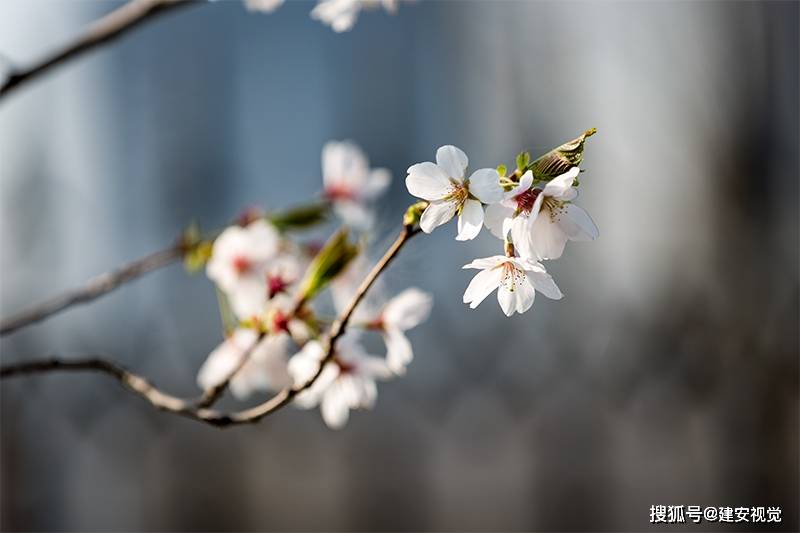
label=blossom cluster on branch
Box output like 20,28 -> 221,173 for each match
244,0 -> 405,33
406,129 -> 599,316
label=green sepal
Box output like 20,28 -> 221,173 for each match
403,201 -> 428,227
515,151 -> 530,172
496,164 -> 508,177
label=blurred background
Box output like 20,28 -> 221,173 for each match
0,0 -> 797,531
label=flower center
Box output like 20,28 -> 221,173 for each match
267,274 -> 290,299
543,197 -> 567,222
500,261 -> 525,292
232,255 -> 252,274
324,184 -> 356,201
514,188 -> 540,214
271,311 -> 290,333
445,180 -> 468,206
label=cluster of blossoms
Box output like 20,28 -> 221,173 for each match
195,129 -> 596,428
405,130 -> 599,316
244,0 -> 405,33
198,140 -> 432,428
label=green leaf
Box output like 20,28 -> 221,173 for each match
267,202 -> 329,232
515,151 -> 530,172
297,228 -> 359,302
528,128 -> 597,181
496,164 -> 507,177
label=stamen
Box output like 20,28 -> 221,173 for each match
514,188 -> 540,214
324,184 -> 356,201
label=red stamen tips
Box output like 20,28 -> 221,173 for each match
514,188 -> 540,214
271,311 -> 290,334
267,275 -> 290,299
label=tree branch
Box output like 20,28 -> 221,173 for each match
0,224 -> 421,428
0,244 -> 184,336
0,0 -> 198,101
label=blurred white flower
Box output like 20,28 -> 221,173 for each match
244,0 -> 285,13
311,0 -> 399,33
322,140 -> 391,230
367,288 -> 432,374
206,220 -> 280,319
406,145 -> 503,240
197,328 -> 292,400
462,255 -> 562,317
485,167 -> 598,260
266,253 -> 302,300
265,293 -> 314,344
289,334 -> 392,429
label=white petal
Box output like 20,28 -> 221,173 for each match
406,162 -> 451,201
463,268 -> 502,309
529,211 -> 569,260
382,288 -> 433,330
558,204 -> 599,241
467,168 -> 503,204
462,255 -> 506,270
527,270 -> 564,300
356,355 -> 394,381
497,286 -> 515,317
542,167 -> 580,199
245,0 -> 284,12
321,383 -> 350,429
456,199 -> 484,241
435,145 -> 468,180
227,277 -> 268,320
504,170 -> 534,199
384,329 -> 413,375
322,140 -> 368,188
514,277 -> 536,314
483,202 -> 514,239
333,200 -> 374,230
362,168 -> 391,200
419,200 -> 457,233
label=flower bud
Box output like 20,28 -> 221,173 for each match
403,201 -> 428,227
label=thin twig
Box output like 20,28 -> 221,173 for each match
0,244 -> 184,336
0,224 -> 421,428
0,0 -> 198,100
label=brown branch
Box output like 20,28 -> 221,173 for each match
0,223 -> 421,428
0,0 -> 199,101
0,244 -> 183,336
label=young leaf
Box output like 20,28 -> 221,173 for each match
528,128 -> 597,181
297,228 -> 359,302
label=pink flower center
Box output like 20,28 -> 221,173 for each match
514,188 -> 540,214
232,255 -> 252,274
325,184 -> 356,201
271,311 -> 289,333
267,274 -> 290,299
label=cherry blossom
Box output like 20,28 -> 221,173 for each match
322,140 -> 391,230
485,167 -> 598,260
406,145 -> 503,240
462,255 -> 563,316
197,328 -> 291,400
288,334 -> 392,429
206,220 -> 280,319
367,288 -> 432,374
311,0 -> 399,33
244,0 -> 285,13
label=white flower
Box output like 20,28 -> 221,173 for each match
206,220 -> 280,319
485,167 -> 599,260
197,328 -> 292,400
311,0 -> 398,33
462,255 -> 563,317
264,293 -> 314,344
406,145 -> 503,240
245,0 -> 284,13
288,334 -> 392,429
368,288 -> 432,374
322,140 -> 391,230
